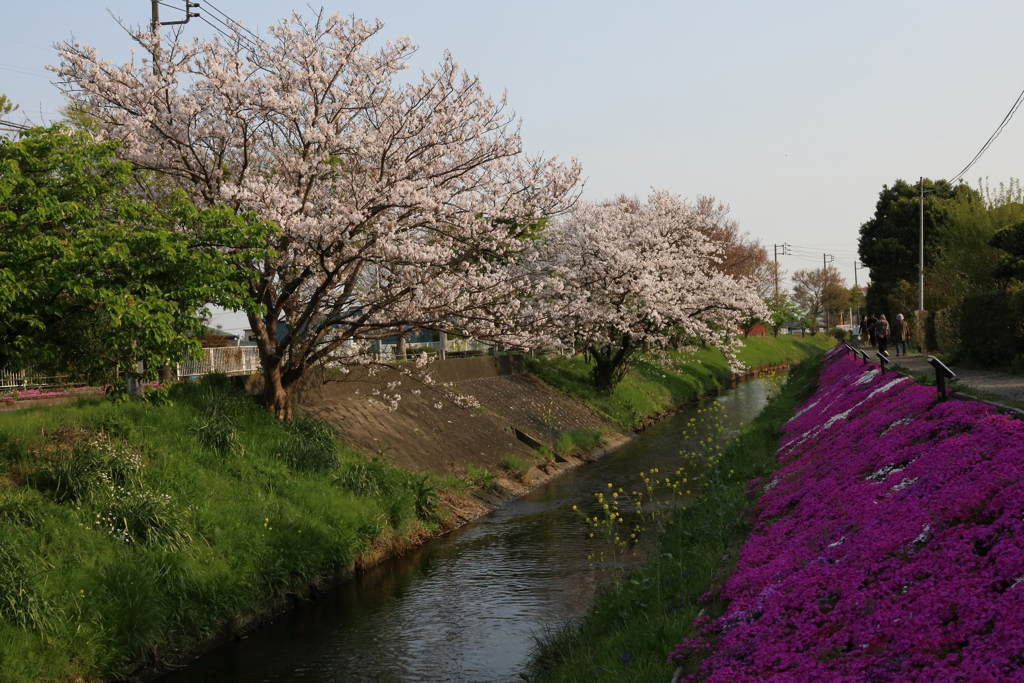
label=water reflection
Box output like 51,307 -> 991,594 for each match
159,379 -> 770,683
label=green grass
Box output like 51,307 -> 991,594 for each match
498,454 -> 532,480
526,335 -> 834,430
555,429 -> 605,457
465,463 -> 498,490
0,375 -> 455,683
523,355 -> 824,683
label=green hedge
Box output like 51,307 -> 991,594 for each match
956,289 -> 1024,366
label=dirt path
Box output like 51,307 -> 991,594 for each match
861,350 -> 1024,404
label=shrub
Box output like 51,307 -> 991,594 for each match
829,327 -> 847,341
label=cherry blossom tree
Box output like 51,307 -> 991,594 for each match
528,190 -> 767,392
54,11 -> 580,419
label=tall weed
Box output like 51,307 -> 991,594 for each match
279,416 -> 339,472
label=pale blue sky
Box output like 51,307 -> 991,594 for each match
3,1 -> 1024,332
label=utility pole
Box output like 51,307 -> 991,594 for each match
823,254 -> 834,330
919,177 -> 925,311
773,243 -> 789,300
853,261 -> 861,329
151,0 -> 200,33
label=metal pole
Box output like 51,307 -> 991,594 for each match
919,177 -> 924,311
151,0 -> 160,32
774,243 -> 778,300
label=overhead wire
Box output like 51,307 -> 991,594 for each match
202,0 -> 263,44
949,81 -> 1024,185
0,65 -> 50,79
0,35 -> 51,52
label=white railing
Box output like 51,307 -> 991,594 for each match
176,346 -> 261,378
0,368 -> 72,390
377,338 -> 496,359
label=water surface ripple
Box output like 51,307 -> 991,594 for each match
159,379 -> 770,683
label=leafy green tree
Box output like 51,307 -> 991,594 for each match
0,126 -> 274,387
0,94 -> 16,118
766,298 -> 801,337
990,220 -> 1024,281
858,178 -> 984,314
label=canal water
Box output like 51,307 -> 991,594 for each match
159,379 -> 773,683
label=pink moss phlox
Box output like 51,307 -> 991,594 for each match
676,346 -> 1024,681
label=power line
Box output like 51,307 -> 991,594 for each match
0,65 -> 50,79
0,35 -> 51,52
0,62 -> 48,75
202,0 -> 262,44
949,81 -> 1024,184
0,118 -> 31,131
197,13 -> 260,53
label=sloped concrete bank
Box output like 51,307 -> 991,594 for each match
241,355 -> 633,526
137,357 -> 784,681
129,359 -> 632,681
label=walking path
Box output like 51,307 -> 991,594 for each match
853,344 -> 1024,404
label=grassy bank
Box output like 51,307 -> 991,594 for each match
526,334 -> 833,430
0,376 -> 459,683
523,354 -> 824,683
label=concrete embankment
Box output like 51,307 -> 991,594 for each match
242,356 -> 633,521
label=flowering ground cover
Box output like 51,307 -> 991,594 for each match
2,386 -> 104,403
673,346 -> 1024,682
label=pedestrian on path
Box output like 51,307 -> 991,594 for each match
868,314 -> 878,348
859,316 -> 870,346
876,314 -> 890,356
892,313 -> 911,356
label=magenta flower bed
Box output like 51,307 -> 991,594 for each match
1,385 -> 105,403
673,346 -> 1024,682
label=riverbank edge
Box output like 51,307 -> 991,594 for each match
125,351 -> 823,682
523,353 -> 827,683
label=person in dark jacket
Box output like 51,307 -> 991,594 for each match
891,313 -> 911,356
876,314 -> 891,356
867,314 -> 878,348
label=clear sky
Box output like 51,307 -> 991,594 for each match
3,0 -> 1024,332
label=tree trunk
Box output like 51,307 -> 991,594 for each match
592,355 -> 619,393
263,362 -> 293,421
397,333 -> 407,360
589,334 -> 633,394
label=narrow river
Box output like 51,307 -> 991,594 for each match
159,378 -> 772,683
